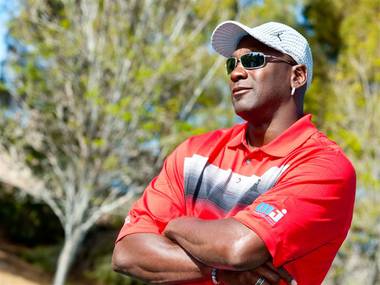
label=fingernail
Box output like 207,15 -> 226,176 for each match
291,280 -> 298,285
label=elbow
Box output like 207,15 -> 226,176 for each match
112,250 -> 169,285
112,253 -> 123,273
225,247 -> 249,269
112,243 -> 135,275
224,239 -> 269,270
223,242 -> 247,269
112,241 -> 161,283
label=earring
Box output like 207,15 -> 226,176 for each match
291,87 -> 296,96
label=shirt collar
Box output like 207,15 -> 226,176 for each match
227,123 -> 248,148
227,114 -> 318,157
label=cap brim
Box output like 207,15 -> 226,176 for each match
211,20 -> 289,58
211,21 -> 253,57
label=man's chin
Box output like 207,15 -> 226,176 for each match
233,101 -> 256,113
234,108 -> 254,122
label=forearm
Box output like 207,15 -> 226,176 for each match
112,233 -> 211,284
164,217 -> 270,270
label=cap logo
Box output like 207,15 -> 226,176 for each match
271,31 -> 285,41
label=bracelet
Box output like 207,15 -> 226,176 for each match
211,268 -> 221,285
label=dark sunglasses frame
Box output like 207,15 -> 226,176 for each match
226,52 -> 295,74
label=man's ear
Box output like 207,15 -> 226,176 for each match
290,64 -> 307,89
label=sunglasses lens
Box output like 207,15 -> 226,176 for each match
241,53 -> 265,69
226,58 -> 237,74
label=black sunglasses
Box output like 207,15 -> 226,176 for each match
226,52 -> 295,74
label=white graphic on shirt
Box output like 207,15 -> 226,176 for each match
184,154 -> 289,212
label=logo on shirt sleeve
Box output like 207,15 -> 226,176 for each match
254,202 -> 287,225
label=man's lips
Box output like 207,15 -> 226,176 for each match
232,86 -> 252,97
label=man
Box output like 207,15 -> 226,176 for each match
112,20 -> 356,285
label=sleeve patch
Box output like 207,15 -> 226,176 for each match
253,202 -> 287,226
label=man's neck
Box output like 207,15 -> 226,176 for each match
246,110 -> 303,148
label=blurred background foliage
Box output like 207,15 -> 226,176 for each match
0,0 -> 379,284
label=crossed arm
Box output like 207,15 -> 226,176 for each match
112,231 -> 210,284
163,217 -> 270,270
112,217 -> 292,284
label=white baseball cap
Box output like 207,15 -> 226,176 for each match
211,21 -> 313,89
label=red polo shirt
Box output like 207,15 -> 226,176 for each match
116,114 -> 356,285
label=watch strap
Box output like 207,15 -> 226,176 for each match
211,268 -> 221,285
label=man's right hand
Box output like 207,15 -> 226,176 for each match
219,262 -> 295,285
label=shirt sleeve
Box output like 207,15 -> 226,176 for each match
233,150 -> 356,267
116,142 -> 187,242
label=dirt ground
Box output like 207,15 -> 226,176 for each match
0,271 -> 46,285
0,248 -> 50,285
0,228 -> 113,285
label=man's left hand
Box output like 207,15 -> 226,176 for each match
220,262 -> 295,285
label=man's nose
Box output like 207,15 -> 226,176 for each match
230,62 -> 248,82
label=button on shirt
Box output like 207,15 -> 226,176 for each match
116,114 -> 356,285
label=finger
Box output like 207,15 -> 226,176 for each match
219,270 -> 242,285
265,262 -> 296,285
277,267 -> 296,284
241,271 -> 255,284
254,266 -> 280,284
225,271 -> 261,285
265,261 -> 279,273
251,275 -> 272,285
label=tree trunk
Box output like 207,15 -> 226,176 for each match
52,229 -> 85,285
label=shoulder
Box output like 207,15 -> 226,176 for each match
307,131 -> 356,178
282,130 -> 356,193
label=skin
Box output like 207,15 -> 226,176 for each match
229,36 -> 307,147
112,35 -> 307,284
112,233 -> 211,284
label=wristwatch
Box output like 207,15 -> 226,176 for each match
211,268 -> 221,285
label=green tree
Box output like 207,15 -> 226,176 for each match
304,0 -> 380,283
302,0 -> 343,126
0,1 -> 237,284
326,1 -> 380,284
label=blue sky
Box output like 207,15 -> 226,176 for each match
0,1 -> 19,61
